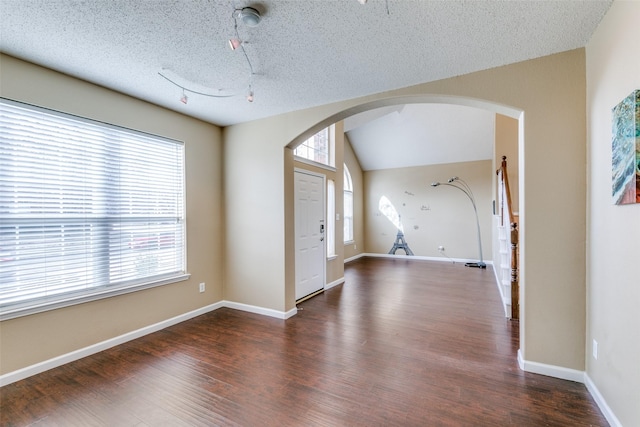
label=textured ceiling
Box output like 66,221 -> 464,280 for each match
345,104 -> 495,171
0,0 -> 612,128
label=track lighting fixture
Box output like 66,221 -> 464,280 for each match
159,4 -> 263,104
231,5 -> 258,103
158,69 -> 236,102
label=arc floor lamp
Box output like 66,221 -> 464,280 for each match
431,177 -> 486,269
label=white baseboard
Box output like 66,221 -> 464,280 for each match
492,261 -> 501,289
1,302 -> 624,427
362,252 -> 493,265
325,277 -> 345,290
491,265 -> 511,318
344,252 -> 495,266
0,299 -> 299,387
224,300 -> 297,320
344,253 -> 365,263
0,301 -> 224,387
584,373 -> 622,427
517,349 -> 584,383
518,354 -> 623,427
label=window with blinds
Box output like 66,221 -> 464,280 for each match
0,99 -> 187,320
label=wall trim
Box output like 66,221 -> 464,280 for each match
1,302 -> 624,427
361,252 -> 494,265
344,253 -> 365,263
342,253 -> 494,266
224,300 -> 297,320
518,352 -> 623,426
518,350 -> 622,427
0,301 -> 224,387
492,259 -> 503,293
325,277 -> 345,290
517,349 -> 584,383
584,373 -> 623,427
0,299 -> 299,387
491,264 -> 511,318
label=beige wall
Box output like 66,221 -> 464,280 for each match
224,49 -> 588,372
222,119 -> 288,312
0,55 -> 224,374
0,46 -> 594,381
364,160 -> 492,261
586,1 -> 640,425
343,137 -> 364,260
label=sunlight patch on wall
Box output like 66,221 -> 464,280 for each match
378,195 -> 402,232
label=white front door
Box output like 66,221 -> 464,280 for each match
294,170 -> 325,300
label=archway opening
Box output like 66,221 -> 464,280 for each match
285,93 -> 524,348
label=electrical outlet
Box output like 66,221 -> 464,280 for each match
438,246 -> 445,251
592,339 -> 598,360
354,244 -> 357,250
199,282 -> 205,293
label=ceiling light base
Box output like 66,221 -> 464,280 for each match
238,7 -> 261,27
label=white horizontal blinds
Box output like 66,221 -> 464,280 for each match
0,99 -> 185,312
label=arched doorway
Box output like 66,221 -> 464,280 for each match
224,51 -> 589,378
285,94 -> 524,348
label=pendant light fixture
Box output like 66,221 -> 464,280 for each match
230,5 -> 260,102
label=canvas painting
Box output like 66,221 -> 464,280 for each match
612,89 -> 640,205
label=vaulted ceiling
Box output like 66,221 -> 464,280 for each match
1,0 -> 612,169
344,103 -> 496,171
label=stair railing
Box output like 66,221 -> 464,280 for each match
497,156 -> 519,320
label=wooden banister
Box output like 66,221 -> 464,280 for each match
498,156 -> 515,226
497,156 -> 519,320
510,222 -> 519,320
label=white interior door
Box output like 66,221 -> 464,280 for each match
294,170 -> 325,300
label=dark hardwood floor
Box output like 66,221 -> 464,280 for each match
1,257 -> 607,426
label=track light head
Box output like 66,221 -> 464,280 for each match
228,38 -> 242,50
431,182 -> 440,187
448,176 -> 459,183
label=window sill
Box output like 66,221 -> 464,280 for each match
293,156 -> 336,172
344,240 -> 355,245
327,255 -> 338,261
0,273 -> 191,321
